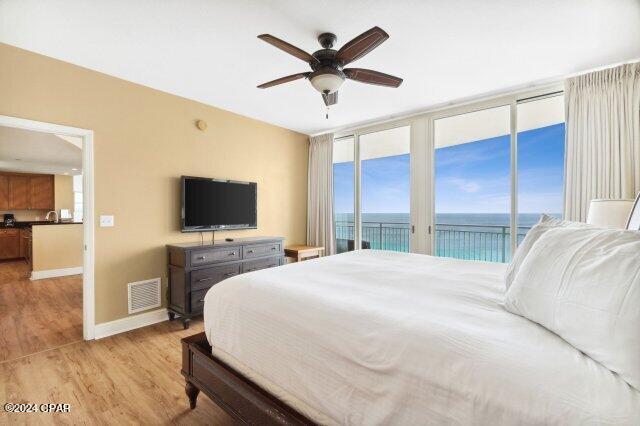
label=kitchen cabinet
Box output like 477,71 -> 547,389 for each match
0,228 -> 20,260
9,175 -> 29,210
29,176 -> 54,210
0,175 -> 8,209
0,172 -> 55,211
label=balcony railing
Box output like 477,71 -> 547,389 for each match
435,223 -> 530,262
335,221 -> 411,253
335,221 -> 531,262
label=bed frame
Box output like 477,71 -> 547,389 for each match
181,332 -> 315,425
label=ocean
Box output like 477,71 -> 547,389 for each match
335,212 -> 557,227
334,212 -> 561,262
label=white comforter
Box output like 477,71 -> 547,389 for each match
204,250 -> 640,425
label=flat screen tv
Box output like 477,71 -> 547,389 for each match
181,176 -> 257,232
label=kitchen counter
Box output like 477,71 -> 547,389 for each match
31,223 -> 83,278
0,221 -> 82,229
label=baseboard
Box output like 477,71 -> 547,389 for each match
94,308 -> 168,339
31,266 -> 84,280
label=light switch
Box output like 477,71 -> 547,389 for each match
100,215 -> 115,227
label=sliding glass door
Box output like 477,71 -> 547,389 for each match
434,105 -> 512,262
431,92 -> 565,262
332,126 -> 413,253
360,127 -> 411,252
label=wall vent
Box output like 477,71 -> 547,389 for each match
128,278 -> 162,314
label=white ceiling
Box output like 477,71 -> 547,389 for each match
1,0 -> 639,135
0,126 -> 82,175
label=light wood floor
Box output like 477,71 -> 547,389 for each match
0,261 -> 83,363
0,318 -> 234,425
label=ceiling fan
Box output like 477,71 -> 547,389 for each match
257,27 -> 403,110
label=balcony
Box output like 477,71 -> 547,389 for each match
335,221 -> 531,262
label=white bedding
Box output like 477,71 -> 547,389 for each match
204,250 -> 640,425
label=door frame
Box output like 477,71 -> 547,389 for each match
0,115 -> 96,340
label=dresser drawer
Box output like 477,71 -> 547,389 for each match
190,263 -> 241,292
190,288 -> 208,314
243,242 -> 282,259
242,256 -> 281,273
190,246 -> 240,266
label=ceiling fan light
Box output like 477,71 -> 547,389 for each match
309,70 -> 345,94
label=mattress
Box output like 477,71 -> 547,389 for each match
203,250 -> 640,425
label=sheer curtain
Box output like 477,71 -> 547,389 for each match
564,62 -> 640,221
307,133 -> 335,255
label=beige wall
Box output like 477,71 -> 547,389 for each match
54,174 -> 74,212
32,224 -> 83,272
0,43 -> 309,323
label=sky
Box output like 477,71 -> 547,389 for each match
333,123 -> 565,215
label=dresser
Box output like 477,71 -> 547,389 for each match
167,237 -> 285,329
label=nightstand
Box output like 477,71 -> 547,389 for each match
284,245 -> 325,262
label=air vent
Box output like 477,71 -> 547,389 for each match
128,278 -> 161,314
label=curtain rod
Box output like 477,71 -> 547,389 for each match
517,90 -> 564,104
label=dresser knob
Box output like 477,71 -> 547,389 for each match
248,249 -> 254,253
197,256 -> 206,260
229,252 -> 236,256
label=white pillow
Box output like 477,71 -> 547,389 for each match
503,226 -> 640,390
504,214 -> 590,290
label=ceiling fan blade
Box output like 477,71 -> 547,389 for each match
336,27 -> 389,65
257,72 -> 311,89
258,34 -> 319,65
322,92 -> 338,106
344,68 -> 403,87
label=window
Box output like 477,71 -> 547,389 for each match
333,137 -> 355,253
360,126 -> 411,252
330,88 -> 564,262
516,94 -> 565,244
332,126 -> 412,253
434,106 -> 512,262
73,174 -> 83,222
431,93 -> 565,263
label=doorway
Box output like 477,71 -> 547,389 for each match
0,115 -> 94,363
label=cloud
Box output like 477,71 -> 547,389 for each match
450,178 -> 480,193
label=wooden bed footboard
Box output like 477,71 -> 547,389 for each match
181,332 -> 315,425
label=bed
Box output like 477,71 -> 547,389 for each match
181,249 -> 640,425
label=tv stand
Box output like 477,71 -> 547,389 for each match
166,236 -> 285,329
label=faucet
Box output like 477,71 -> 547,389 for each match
45,211 -> 59,223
